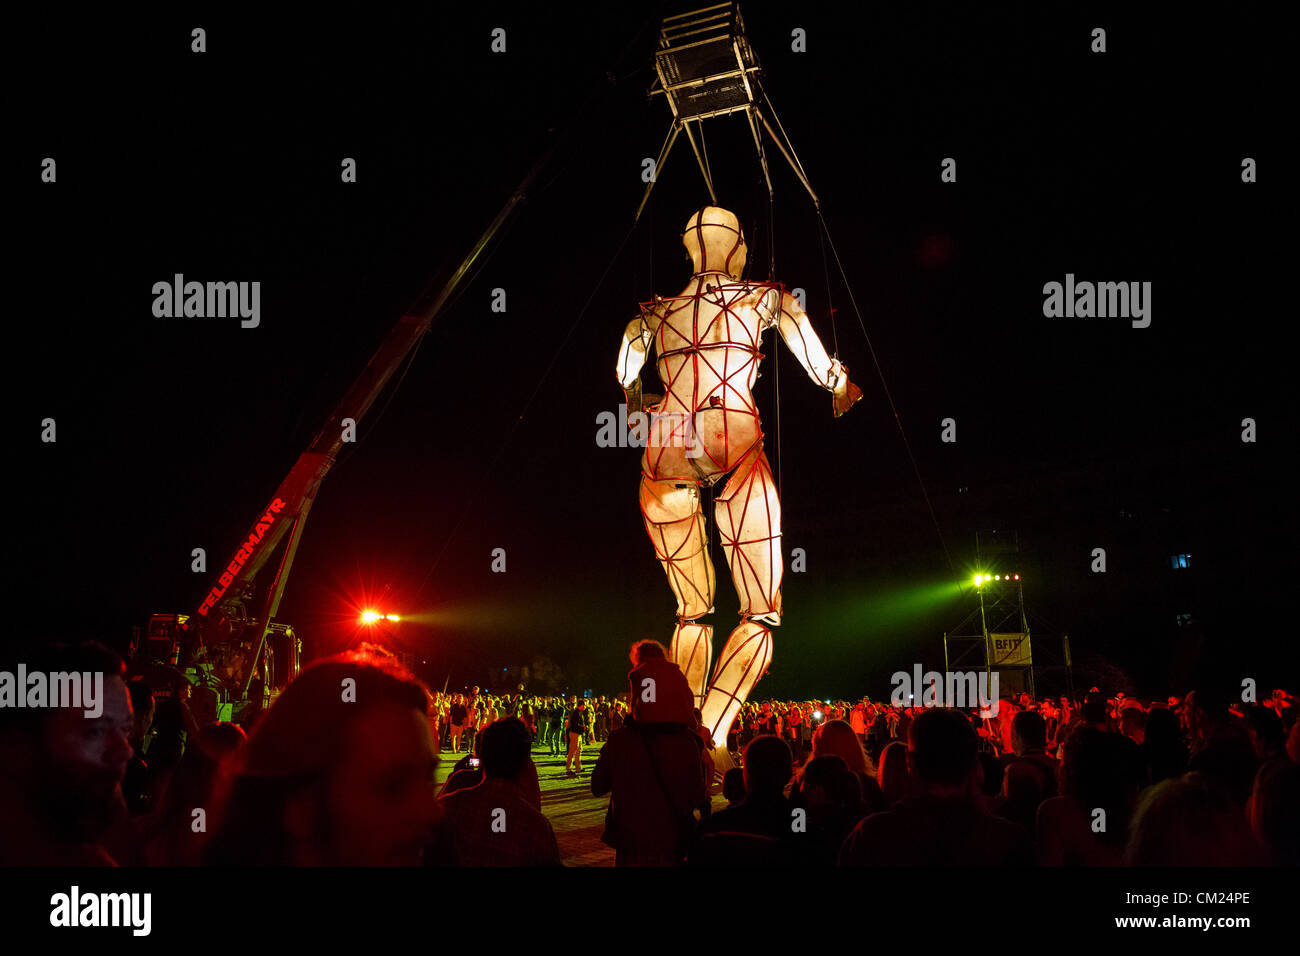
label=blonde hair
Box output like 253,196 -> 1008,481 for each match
811,719 -> 875,777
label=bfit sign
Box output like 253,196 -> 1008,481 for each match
991,633 -> 1032,668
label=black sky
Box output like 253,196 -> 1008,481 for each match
18,4 -> 1289,699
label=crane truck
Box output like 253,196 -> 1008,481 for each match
129,158 -> 550,724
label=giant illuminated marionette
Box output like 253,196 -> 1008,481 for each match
616,205 -> 862,749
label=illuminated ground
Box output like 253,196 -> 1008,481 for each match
433,739 -> 727,866
432,739 -> 613,865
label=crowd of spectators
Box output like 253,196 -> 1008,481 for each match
429,690 -> 628,776
2,639 -> 1295,868
666,682 -> 1298,867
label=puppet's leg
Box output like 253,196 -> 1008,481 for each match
700,620 -> 773,756
714,442 -> 782,624
640,471 -> 715,699
670,621 -> 712,709
700,443 -> 781,748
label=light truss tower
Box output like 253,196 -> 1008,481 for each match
944,531 -> 1036,697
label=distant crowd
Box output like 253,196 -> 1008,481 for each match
727,690 -> 1212,766
669,681 -> 1298,866
431,692 -> 628,775
0,639 -> 1295,868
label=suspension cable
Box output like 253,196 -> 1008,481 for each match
817,210 -> 954,572
412,220 -> 639,599
816,214 -> 839,357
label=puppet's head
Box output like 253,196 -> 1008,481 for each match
682,206 -> 746,280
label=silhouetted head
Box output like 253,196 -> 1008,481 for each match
907,708 -> 979,792
1126,772 -> 1264,866
797,755 -> 854,813
629,639 -> 667,667
1120,708 -> 1148,745
1083,691 -> 1109,725
203,647 -> 439,866
742,734 -> 792,797
1245,705 -> 1285,759
1011,709 -> 1047,753
480,717 -> 531,781
811,718 -> 873,777
682,206 -> 747,279
722,767 -> 746,805
1248,759 -> 1300,866
1059,726 -> 1146,844
877,741 -> 910,806
0,642 -> 132,854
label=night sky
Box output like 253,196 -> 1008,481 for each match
19,5 -> 1287,700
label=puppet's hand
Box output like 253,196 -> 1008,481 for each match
625,378 -> 644,414
833,370 -> 863,418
